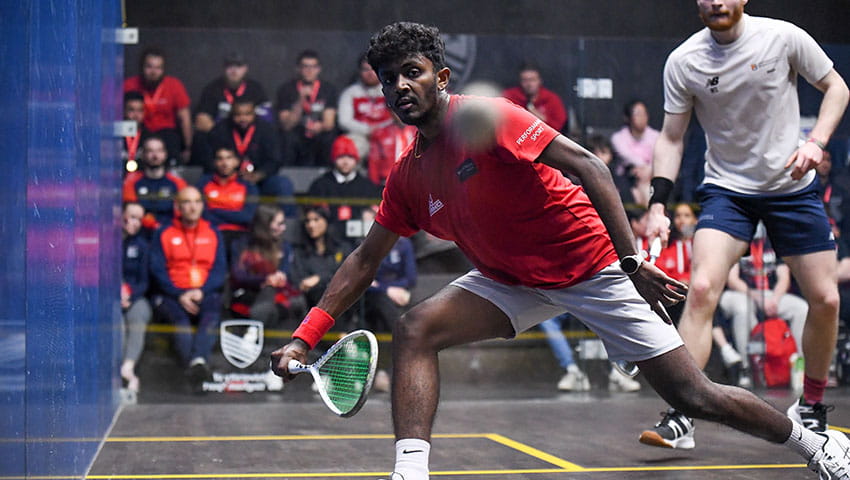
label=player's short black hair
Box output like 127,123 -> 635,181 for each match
296,49 -> 320,65
124,90 -> 144,104
367,22 -> 446,74
139,46 -> 166,71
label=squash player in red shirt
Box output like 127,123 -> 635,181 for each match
270,22 -> 850,480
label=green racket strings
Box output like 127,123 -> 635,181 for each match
318,335 -> 374,414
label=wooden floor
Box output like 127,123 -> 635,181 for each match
88,351 -> 850,480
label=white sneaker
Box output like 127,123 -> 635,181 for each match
720,343 -> 743,367
808,430 -> 850,479
557,368 -> 590,391
373,369 -> 391,393
609,368 -> 641,392
265,369 -> 284,392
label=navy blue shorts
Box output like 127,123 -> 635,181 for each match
695,179 -> 835,257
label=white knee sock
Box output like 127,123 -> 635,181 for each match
784,421 -> 827,459
393,438 -> 430,480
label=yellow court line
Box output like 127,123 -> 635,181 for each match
106,433 -> 485,442
484,433 -> 585,471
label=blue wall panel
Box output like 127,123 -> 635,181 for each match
0,0 -> 31,475
0,0 -> 122,477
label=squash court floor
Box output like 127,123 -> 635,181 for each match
86,343 -> 850,480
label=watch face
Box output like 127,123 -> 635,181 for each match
621,256 -> 639,274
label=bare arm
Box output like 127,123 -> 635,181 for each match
271,223 -> 399,378
538,135 -> 687,322
279,106 -> 301,131
646,110 -> 692,245
321,108 -> 337,132
177,107 -> 193,151
316,222 -> 399,317
786,69 -> 850,179
726,263 -> 749,293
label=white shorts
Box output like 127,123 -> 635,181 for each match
450,263 -> 683,362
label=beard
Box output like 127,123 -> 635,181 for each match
699,3 -> 744,31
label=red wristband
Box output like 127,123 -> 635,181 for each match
292,307 -> 335,349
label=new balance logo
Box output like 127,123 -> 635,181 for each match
428,194 -> 444,216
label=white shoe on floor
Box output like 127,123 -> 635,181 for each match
719,343 -> 743,367
609,368 -> 641,392
373,369 -> 391,392
808,430 -> 850,479
557,366 -> 590,391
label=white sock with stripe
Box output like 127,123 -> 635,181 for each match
784,420 -> 827,459
393,438 -> 430,480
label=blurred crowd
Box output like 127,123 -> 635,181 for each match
119,44 -> 850,395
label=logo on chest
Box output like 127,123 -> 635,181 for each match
428,194 -> 445,217
456,158 -> 478,183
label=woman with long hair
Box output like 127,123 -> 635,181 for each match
230,204 -> 302,327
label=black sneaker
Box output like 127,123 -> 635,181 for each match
186,362 -> 212,394
639,408 -> 695,449
787,396 -> 834,432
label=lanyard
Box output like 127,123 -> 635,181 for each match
143,81 -> 164,111
297,80 -> 321,113
223,82 -> 247,104
179,223 -> 199,266
232,125 -> 256,157
125,131 -> 141,160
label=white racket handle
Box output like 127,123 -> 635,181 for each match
648,237 -> 662,263
288,359 -> 309,373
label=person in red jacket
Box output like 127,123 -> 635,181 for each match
150,186 -> 226,390
197,146 -> 259,260
502,61 -> 567,132
124,47 -> 192,164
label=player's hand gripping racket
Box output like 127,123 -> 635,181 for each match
288,329 -> 378,417
613,238 -> 663,379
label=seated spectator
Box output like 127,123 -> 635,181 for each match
122,91 -> 151,174
123,135 -> 188,230
197,146 -> 259,258
291,205 -> 354,330
123,47 -> 192,164
610,99 -> 659,205
656,202 -> 696,326
362,206 -> 417,392
538,313 -> 590,392
717,224 -> 808,388
586,135 -> 635,207
337,53 -> 393,162
207,99 -> 296,218
276,50 -> 339,166
230,204 -> 303,327
150,186 -> 226,391
502,61 -> 567,132
368,112 -> 416,186
120,202 -> 153,396
838,229 -> 850,337
194,51 -> 272,133
307,135 -> 382,230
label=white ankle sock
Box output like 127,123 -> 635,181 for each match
784,420 -> 826,459
394,438 -> 430,480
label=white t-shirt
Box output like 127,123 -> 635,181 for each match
663,15 -> 833,194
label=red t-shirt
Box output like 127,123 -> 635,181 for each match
376,95 -> 616,289
656,238 -> 692,283
502,86 -> 567,132
124,75 -> 190,132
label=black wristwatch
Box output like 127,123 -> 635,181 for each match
620,254 -> 644,275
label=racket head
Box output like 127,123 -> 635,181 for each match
306,329 -> 379,417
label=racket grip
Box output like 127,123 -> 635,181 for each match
288,359 -> 309,373
648,237 -> 662,264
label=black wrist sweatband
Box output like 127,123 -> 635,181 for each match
649,177 -> 675,206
